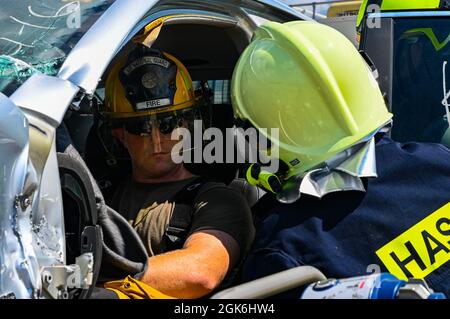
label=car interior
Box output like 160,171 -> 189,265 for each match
64,16 -> 266,204
57,14 -> 268,296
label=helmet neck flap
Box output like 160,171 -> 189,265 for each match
276,121 -> 391,203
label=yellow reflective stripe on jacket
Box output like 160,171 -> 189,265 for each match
357,0 -> 370,28
104,276 -> 177,299
357,0 -> 442,28
381,0 -> 441,11
404,28 -> 450,52
376,202 -> 450,280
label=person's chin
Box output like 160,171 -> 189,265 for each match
143,161 -> 176,176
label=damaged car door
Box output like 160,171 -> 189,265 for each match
0,0 -> 120,299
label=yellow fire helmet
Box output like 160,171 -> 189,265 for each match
232,21 -> 393,180
104,46 -> 197,119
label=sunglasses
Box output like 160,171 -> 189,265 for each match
122,109 -> 199,136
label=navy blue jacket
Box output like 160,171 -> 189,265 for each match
242,136 -> 450,298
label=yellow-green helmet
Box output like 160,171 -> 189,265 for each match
231,21 -> 392,179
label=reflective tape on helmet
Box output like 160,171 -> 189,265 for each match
245,164 -> 282,194
376,202 -> 450,280
136,98 -> 171,110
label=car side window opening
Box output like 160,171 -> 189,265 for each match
193,80 -> 231,105
77,17 -> 249,200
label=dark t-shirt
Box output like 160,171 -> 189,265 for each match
111,175 -> 255,270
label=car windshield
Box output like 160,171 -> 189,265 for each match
0,0 -> 116,96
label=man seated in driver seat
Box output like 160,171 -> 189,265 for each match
98,45 -> 254,299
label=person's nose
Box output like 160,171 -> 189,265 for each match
151,126 -> 162,153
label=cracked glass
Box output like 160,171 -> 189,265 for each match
0,0 -> 116,96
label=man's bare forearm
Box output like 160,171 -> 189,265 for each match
140,230 -> 239,299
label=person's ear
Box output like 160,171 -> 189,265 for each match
112,127 -> 126,145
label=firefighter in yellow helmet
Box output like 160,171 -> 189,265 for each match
233,21 -> 449,298
104,47 -> 199,164
95,45 -> 254,299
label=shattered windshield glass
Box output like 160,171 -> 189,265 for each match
0,0 -> 116,96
